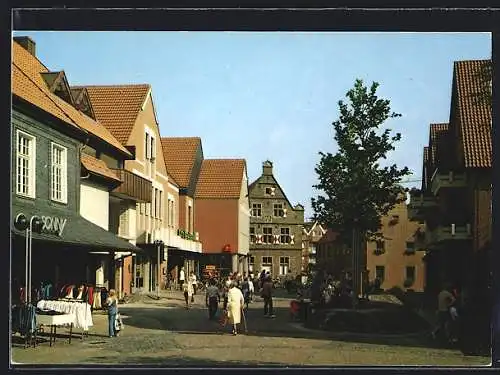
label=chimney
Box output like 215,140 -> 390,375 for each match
262,160 -> 273,176
13,36 -> 36,56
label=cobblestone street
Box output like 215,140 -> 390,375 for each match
11,291 -> 489,367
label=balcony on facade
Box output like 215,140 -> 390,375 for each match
111,168 -> 153,202
425,223 -> 472,246
430,169 -> 467,196
407,190 -> 438,222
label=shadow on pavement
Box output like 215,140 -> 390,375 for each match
118,303 -> 446,351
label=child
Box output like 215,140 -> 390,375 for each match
290,300 -> 300,321
106,289 -> 118,338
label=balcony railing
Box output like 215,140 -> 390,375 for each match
430,169 -> 467,195
426,223 -> 472,245
111,168 -> 152,202
407,190 -> 438,222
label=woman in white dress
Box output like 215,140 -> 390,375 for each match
227,282 -> 245,335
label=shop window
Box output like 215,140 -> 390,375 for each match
279,257 -> 289,275
50,142 -> 67,203
263,227 -> 273,244
251,203 -> 262,217
16,130 -> 36,198
280,227 -> 291,244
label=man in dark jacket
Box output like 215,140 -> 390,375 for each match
261,276 -> 276,318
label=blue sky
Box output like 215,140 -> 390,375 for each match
13,32 -> 491,220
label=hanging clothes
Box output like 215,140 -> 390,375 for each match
87,287 -> 94,306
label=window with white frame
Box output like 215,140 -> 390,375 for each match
51,143 -> 67,203
118,204 -> 129,237
279,256 -> 289,275
168,197 -> 175,227
144,130 -> 156,177
262,256 -> 272,266
251,203 -> 262,217
280,227 -> 291,244
273,203 -> 284,217
250,227 -> 256,243
16,131 -> 36,198
263,227 -> 273,244
158,190 -> 163,221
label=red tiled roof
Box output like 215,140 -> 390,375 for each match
195,159 -> 246,199
161,137 -> 201,188
78,84 -> 151,145
454,60 -> 492,168
12,41 -> 132,157
81,153 -> 121,182
428,123 -> 449,167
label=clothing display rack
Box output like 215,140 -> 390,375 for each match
11,303 -> 37,348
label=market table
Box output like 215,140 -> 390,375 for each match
36,313 -> 75,347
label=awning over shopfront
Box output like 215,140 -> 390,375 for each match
11,203 -> 140,252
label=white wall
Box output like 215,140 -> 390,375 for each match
238,170 -> 250,255
80,180 -> 109,230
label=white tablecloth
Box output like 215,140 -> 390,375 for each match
36,300 -> 93,331
36,313 -> 75,327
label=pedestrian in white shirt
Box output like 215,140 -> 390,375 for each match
248,278 -> 255,302
189,271 -> 197,302
179,267 -> 185,291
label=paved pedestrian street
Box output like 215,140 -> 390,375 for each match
11,291 -> 489,367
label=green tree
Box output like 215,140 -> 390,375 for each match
311,79 -> 411,242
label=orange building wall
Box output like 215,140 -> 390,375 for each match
195,199 -> 238,254
366,202 -> 426,292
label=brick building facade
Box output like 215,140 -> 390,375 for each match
248,161 -> 304,278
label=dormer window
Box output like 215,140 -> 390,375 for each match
265,187 -> 272,195
41,71 -> 74,106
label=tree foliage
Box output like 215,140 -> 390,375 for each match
311,79 -> 410,242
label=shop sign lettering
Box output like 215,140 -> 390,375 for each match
41,216 -> 67,236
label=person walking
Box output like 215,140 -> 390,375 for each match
261,275 -> 276,318
189,271 -> 197,302
248,277 -> 255,302
179,267 -> 185,291
183,278 -> 194,309
106,289 -> 118,338
227,281 -> 245,335
205,278 -> 220,320
432,283 -> 455,341
240,277 -> 251,310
